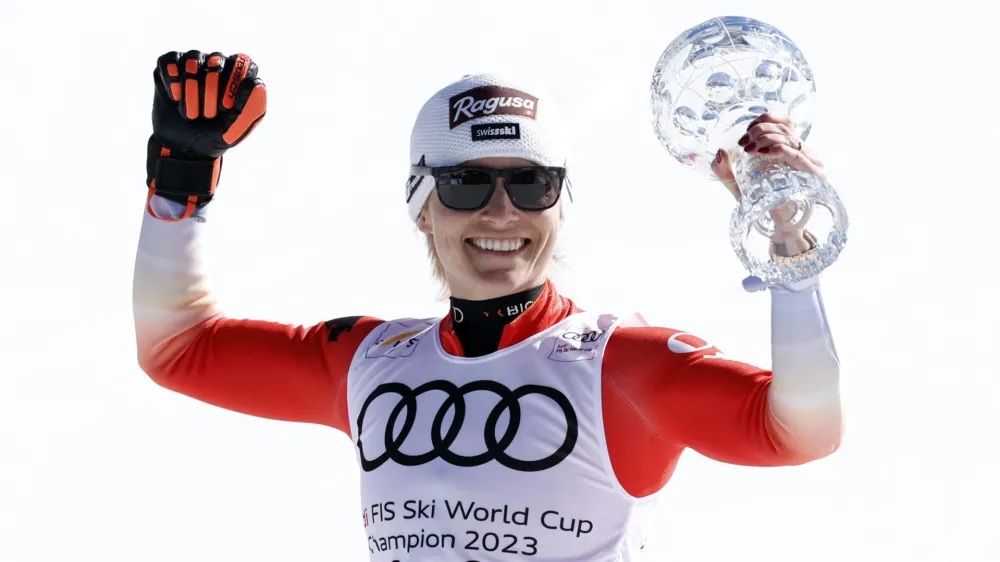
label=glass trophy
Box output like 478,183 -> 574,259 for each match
651,16 -> 848,285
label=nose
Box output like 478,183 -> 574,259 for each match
480,178 -> 518,226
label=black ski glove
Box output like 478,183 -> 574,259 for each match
145,50 -> 266,220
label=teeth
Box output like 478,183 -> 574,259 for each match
472,238 -> 525,252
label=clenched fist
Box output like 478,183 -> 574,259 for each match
145,50 -> 267,218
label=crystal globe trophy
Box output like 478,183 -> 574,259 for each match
650,16 -> 848,285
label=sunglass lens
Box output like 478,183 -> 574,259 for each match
436,169 -> 493,209
508,169 -> 561,210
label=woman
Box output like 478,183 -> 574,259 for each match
135,50 -> 843,562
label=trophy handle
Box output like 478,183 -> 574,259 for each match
725,143 -> 848,285
751,198 -> 814,238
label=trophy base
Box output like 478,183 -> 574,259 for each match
729,171 -> 848,286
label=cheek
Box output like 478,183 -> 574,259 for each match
428,210 -> 470,252
534,212 -> 562,245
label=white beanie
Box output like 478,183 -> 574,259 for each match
405,73 -> 570,222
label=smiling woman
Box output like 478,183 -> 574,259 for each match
416,156 -> 564,301
135,58 -> 844,562
405,75 -> 572,302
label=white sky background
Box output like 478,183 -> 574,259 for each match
0,0 -> 996,560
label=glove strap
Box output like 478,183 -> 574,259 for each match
145,135 -> 222,222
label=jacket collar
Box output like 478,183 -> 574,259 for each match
438,278 -> 578,356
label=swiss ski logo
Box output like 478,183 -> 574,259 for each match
471,123 -> 521,141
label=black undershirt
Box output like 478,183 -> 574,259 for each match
449,284 -> 545,358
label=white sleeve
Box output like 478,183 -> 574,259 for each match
765,276 -> 845,459
132,194 -> 219,371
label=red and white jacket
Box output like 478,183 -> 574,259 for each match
133,196 -> 844,561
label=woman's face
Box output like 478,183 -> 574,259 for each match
417,157 -> 562,300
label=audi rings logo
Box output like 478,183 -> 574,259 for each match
356,380 -> 578,473
561,330 -> 604,343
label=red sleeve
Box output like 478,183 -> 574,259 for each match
139,315 -> 383,436
601,326 -> 796,497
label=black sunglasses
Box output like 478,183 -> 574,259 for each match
410,164 -> 569,212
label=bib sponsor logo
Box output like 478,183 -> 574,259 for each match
548,329 -> 606,362
377,330 -> 423,349
365,321 -> 432,359
356,380 -> 577,472
449,86 -> 538,129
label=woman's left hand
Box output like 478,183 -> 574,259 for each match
710,112 -> 826,201
710,113 -> 825,258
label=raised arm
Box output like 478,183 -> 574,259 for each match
133,50 -> 383,434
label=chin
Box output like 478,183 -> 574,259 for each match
477,270 -> 524,289
447,240 -> 552,299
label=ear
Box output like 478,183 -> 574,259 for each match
416,209 -> 432,235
